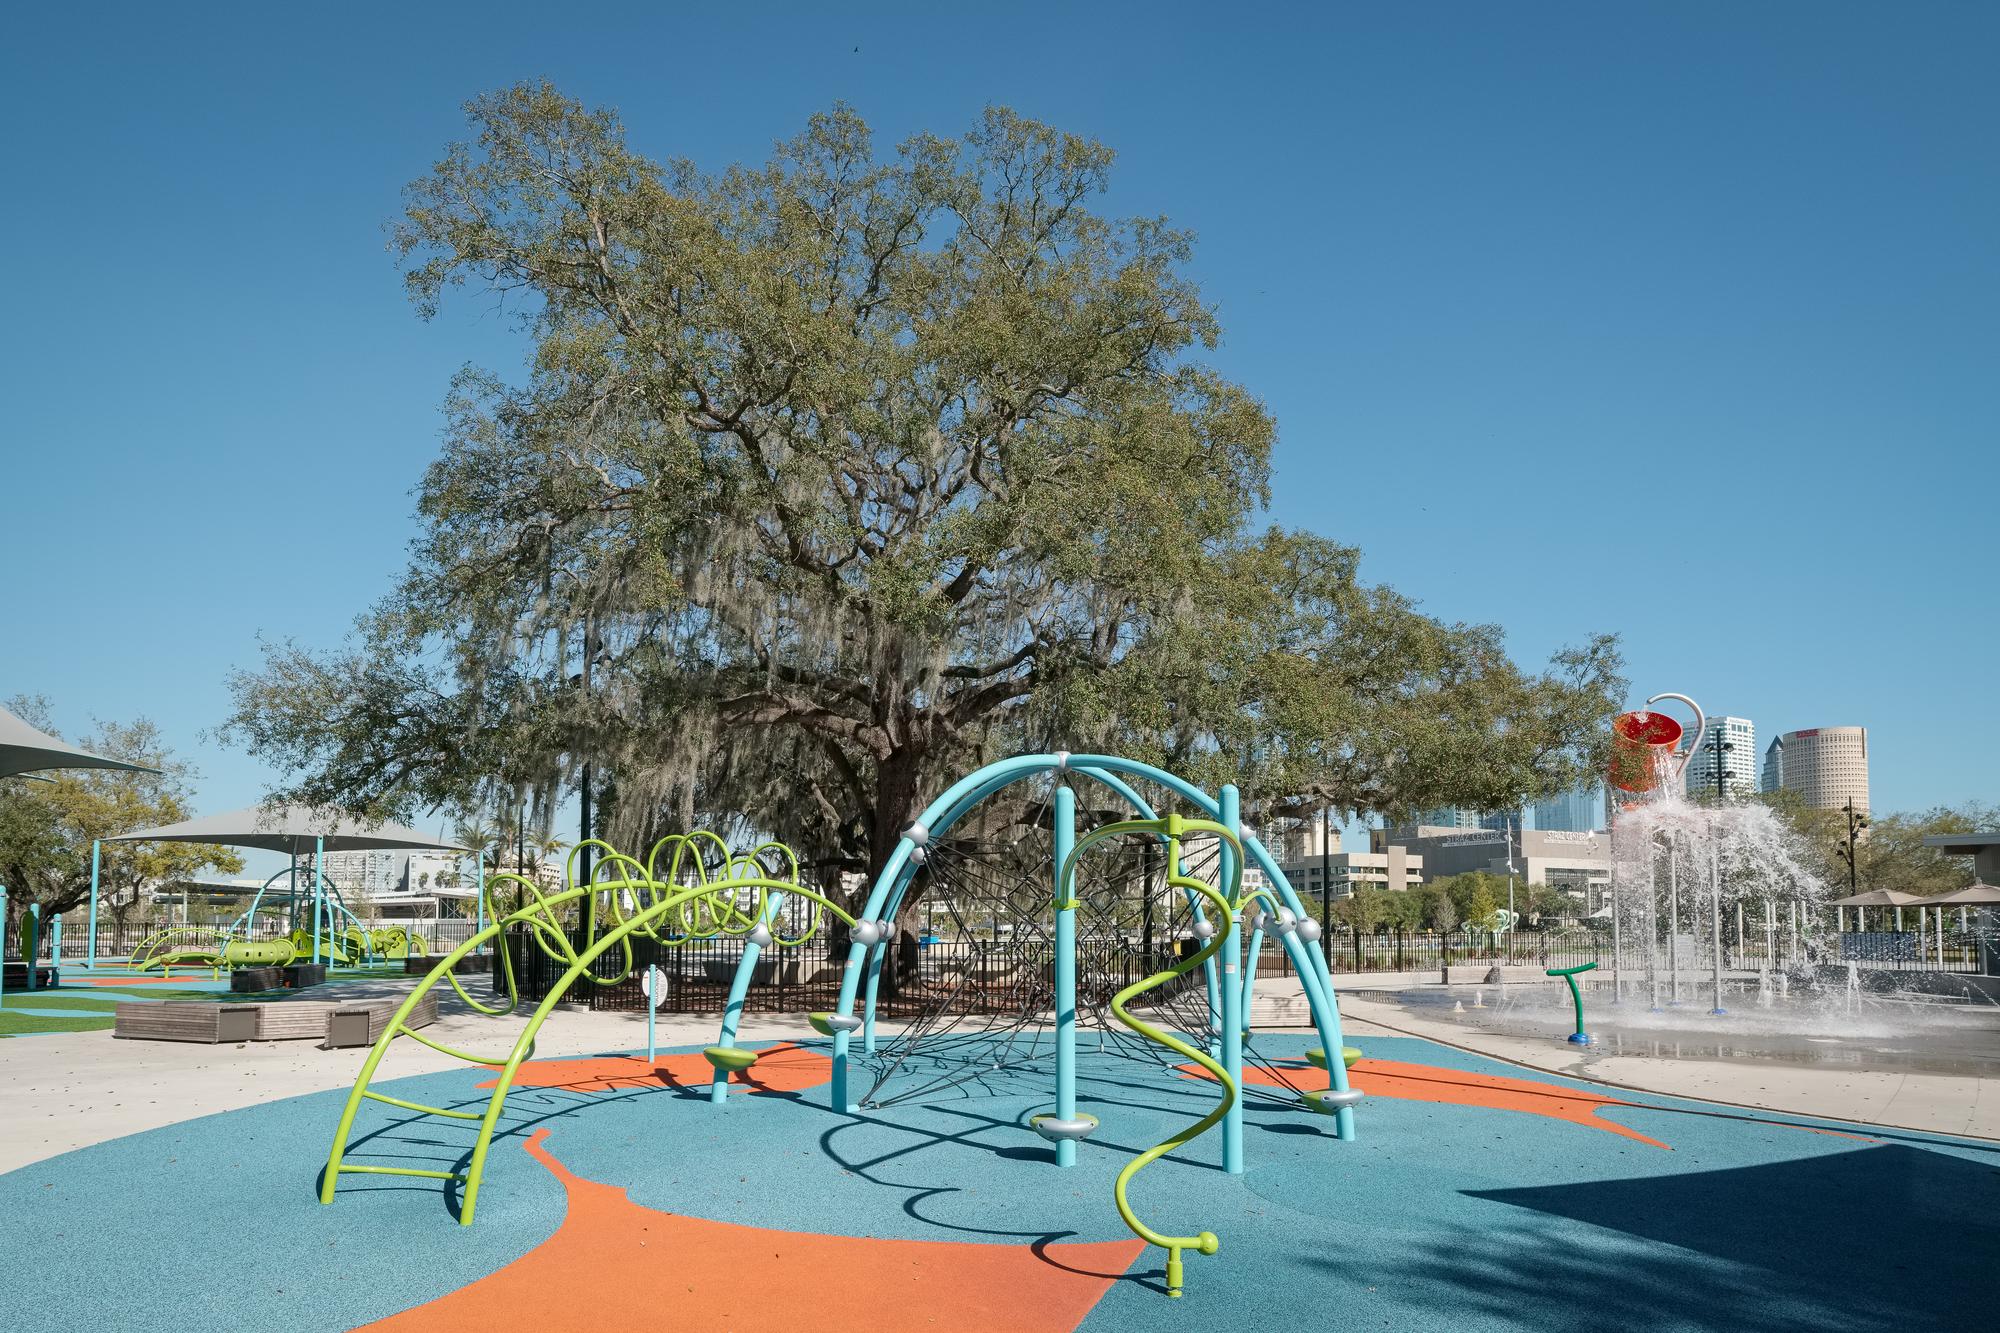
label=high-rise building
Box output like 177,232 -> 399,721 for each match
1409,807 -> 1515,832
1533,782 -> 1606,833
1762,727 -> 1870,813
1681,715 -> 1758,800
319,849 -> 404,896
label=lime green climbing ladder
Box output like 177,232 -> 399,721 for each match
319,837 -> 852,1224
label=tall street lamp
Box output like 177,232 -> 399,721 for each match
1835,797 -> 1869,896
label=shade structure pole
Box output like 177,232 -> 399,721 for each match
0,882 -> 7,1009
313,836 -> 325,965
475,849 -> 486,936
87,840 -> 101,969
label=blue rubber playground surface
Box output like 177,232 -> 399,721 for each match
1,1032 -> 1991,1331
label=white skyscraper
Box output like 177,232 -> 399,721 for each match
1681,715 -> 1757,800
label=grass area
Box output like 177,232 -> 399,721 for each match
0,1011 -> 113,1036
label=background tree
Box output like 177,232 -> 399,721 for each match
223,85 -> 1623,912
1757,791 -> 1991,898
0,698 -> 241,934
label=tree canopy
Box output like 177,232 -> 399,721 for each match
0,699 -> 242,925
223,85 -> 1623,902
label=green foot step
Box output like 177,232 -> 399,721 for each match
1305,1046 -> 1363,1070
702,1046 -> 760,1072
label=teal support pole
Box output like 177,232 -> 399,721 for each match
0,882 -> 7,1009
1053,785 -> 1078,1167
87,840 -> 101,969
313,836 -> 324,965
50,914 -> 62,971
712,894 -> 781,1103
1238,914 -> 1265,1037
475,850 -> 486,937
25,903 -> 40,992
1219,784 -> 1243,1174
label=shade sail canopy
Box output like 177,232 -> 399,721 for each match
1827,888 -> 1926,908
107,803 -> 468,856
0,702 -> 159,779
1929,882 -> 2000,906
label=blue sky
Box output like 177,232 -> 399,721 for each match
3,1 -> 1994,868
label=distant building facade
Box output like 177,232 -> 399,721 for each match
1380,825 -> 1613,912
1277,848 -> 1424,901
1761,726 -> 1869,813
1681,715 -> 1758,800
1533,782 -> 1606,833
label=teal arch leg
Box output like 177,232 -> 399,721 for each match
711,894 -> 783,1102
1219,785 -> 1243,1174
1053,786 -> 1078,1167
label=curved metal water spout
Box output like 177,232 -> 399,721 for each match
1645,691 -> 1706,783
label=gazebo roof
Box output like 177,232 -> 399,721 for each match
0,702 -> 159,779
107,804 -> 467,856
1826,887 -> 1925,908
1929,882 -> 2000,906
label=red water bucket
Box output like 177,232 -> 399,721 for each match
1609,710 -> 1683,793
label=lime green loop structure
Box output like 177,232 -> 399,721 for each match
320,837 -> 851,1224
1059,812 -> 1241,1299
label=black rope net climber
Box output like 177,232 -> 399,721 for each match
854,777 -> 1312,1110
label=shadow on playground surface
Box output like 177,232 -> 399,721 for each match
0,1032 -> 1990,1332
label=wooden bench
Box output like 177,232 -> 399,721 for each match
113,991 -> 439,1046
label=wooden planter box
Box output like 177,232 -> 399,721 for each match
113,990 -> 439,1046
323,991 -> 439,1048
113,1003 -> 260,1044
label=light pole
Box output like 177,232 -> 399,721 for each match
1705,727 -> 1733,1014
1834,798 -> 1868,900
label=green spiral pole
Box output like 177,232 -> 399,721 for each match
1060,812 -> 1241,1299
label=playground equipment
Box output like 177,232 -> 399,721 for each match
321,833 -> 851,1225
733,751 -> 1363,1298
1548,961 -> 1596,1045
325,754 -> 1361,1302
794,754 -> 1357,1138
128,927 -> 298,978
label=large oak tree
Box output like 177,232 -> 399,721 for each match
224,85 -> 1622,902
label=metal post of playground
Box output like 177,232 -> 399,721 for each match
475,848 -> 486,938
313,835 -> 325,966
1053,784 -> 1079,1167
24,903 -> 38,991
1219,784 -> 1244,1175
0,881 -> 8,1009
645,965 -> 663,1064
87,839 -> 101,969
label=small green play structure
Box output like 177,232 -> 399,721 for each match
321,834 -> 856,1224
1549,961 -> 1598,1045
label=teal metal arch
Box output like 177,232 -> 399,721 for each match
792,753 -> 1359,1145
